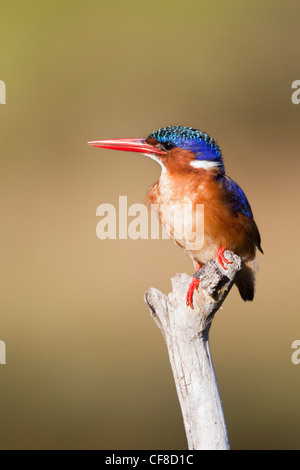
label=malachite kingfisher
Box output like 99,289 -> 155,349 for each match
89,126 -> 263,308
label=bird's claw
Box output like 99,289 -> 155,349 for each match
186,277 -> 200,309
217,246 -> 232,270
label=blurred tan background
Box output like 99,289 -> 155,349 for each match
0,0 -> 300,450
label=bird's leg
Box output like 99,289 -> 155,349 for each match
195,263 -> 202,272
186,278 -> 200,309
186,263 -> 203,309
217,246 -> 232,270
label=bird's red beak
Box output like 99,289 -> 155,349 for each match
88,138 -> 165,156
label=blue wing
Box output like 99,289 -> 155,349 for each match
218,175 -> 253,218
217,174 -> 263,253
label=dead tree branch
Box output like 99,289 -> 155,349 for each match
144,250 -> 241,450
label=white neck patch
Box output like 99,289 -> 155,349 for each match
142,153 -> 167,173
190,160 -> 219,170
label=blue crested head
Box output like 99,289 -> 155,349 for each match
149,126 -> 225,173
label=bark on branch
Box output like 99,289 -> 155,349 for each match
144,250 -> 242,450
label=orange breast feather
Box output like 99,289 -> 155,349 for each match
147,170 -> 258,264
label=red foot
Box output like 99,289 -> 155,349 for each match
186,277 -> 200,309
217,246 -> 232,270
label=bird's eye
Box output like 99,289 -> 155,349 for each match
162,141 -> 175,151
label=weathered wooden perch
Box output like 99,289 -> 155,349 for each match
144,250 -> 242,450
